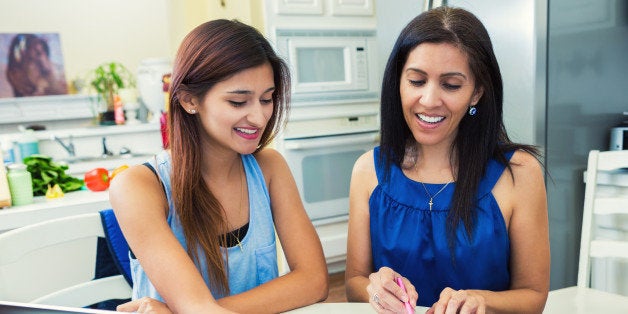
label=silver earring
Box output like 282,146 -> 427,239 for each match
189,109 -> 196,114
468,106 -> 477,116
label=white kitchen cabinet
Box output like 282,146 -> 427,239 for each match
276,0 -> 324,15
330,0 -> 374,16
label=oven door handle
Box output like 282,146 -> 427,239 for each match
283,132 -> 379,150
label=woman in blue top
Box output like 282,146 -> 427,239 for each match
109,20 -> 328,313
345,7 -> 549,313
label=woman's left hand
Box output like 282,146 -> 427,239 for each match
426,287 -> 486,314
116,297 -> 173,314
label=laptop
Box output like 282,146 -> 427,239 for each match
0,301 -> 119,314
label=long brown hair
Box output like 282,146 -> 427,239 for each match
167,19 -> 290,295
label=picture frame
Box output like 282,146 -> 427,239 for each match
0,33 -> 68,98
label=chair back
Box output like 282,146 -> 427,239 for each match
0,212 -> 131,308
577,150 -> 628,288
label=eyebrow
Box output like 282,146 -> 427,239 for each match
405,68 -> 468,80
227,87 -> 275,95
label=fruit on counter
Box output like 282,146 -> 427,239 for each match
84,167 -> 110,192
45,184 -> 65,199
23,154 -> 84,196
110,164 -> 129,180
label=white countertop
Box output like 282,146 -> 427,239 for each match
0,189 -> 110,232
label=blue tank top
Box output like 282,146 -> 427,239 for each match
130,151 -> 278,301
370,147 -> 513,306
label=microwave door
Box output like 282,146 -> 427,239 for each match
281,132 -> 378,221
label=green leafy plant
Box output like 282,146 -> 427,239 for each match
88,62 -> 135,112
23,154 -> 84,196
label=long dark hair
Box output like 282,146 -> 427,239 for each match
379,7 -> 540,248
168,19 -> 290,295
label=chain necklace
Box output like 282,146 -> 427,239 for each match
420,181 -> 451,211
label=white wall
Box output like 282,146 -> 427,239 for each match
0,0 -> 173,84
375,0 -> 422,76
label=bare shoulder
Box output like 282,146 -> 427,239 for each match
109,163 -> 159,193
108,163 -> 166,217
351,149 -> 377,192
509,149 -> 543,178
253,147 -> 287,170
252,147 -> 290,182
353,149 -> 375,174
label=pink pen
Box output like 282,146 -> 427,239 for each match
395,277 -> 415,314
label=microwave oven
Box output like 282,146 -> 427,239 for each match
275,29 -> 379,104
610,126 -> 627,150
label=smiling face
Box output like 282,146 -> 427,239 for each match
400,42 -> 483,150
185,63 -> 275,155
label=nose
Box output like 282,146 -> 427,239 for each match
418,82 -> 441,108
246,102 -> 268,126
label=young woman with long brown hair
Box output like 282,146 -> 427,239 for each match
110,19 -> 328,313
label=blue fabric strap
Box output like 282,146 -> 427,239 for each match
99,209 -> 132,285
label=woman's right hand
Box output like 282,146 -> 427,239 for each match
117,297 -> 172,314
366,266 -> 418,313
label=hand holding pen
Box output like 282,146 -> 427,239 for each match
396,277 -> 415,314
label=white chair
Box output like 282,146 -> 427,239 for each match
577,149 -> 628,289
545,150 -> 628,313
0,212 -> 131,308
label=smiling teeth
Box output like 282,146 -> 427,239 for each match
236,128 -> 257,134
417,114 -> 444,123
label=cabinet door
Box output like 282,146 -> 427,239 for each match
330,0 -> 374,16
276,0 -> 324,15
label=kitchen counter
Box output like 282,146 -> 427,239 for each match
0,189 -> 110,233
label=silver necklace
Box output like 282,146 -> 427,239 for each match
420,181 -> 451,211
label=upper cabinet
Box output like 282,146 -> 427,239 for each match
263,0 -> 377,40
276,0 -> 324,15
274,0 -> 373,16
330,0 -> 374,16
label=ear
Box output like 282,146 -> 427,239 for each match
179,91 -> 199,112
471,87 -> 484,105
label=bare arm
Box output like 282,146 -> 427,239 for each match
109,165 -> 232,314
215,148 -> 328,313
345,151 -> 377,302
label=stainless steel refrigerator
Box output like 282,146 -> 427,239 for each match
418,0 -> 628,290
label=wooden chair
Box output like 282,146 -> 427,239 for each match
0,212 -> 131,308
577,149 -> 628,289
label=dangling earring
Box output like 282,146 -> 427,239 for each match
468,106 -> 477,116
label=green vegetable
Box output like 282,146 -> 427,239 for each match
23,154 -> 84,196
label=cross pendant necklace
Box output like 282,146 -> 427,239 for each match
420,181 -> 451,211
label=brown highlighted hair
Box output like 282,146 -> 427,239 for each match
167,19 -> 290,295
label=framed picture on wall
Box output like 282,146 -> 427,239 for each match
0,33 -> 68,98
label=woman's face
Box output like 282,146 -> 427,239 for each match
400,42 -> 482,149
194,62 -> 275,155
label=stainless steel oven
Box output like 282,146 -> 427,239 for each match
275,103 -> 379,222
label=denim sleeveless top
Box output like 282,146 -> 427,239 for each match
370,147 -> 513,306
131,151 -> 278,301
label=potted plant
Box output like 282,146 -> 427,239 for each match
88,62 -> 135,125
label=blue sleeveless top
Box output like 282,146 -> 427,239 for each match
370,147 -> 513,306
130,151 -> 278,301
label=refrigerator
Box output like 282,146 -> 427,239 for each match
412,0 -> 628,290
